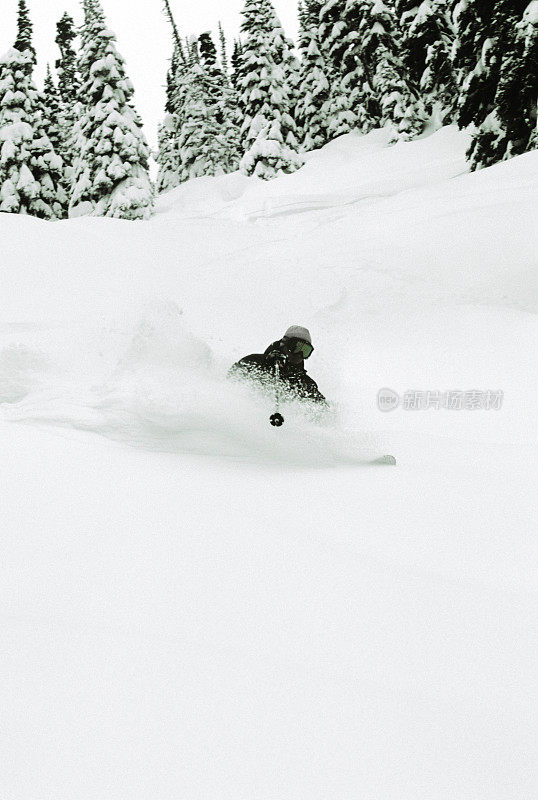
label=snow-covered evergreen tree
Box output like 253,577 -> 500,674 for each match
198,32 -> 219,81
155,116 -> 180,192
55,12 -> 80,106
162,0 -> 183,52
54,12 -> 80,189
0,48 -> 65,218
297,0 -> 332,150
298,1 -> 308,51
492,1 -> 538,159
319,0 -> 424,141
42,65 -> 71,215
319,0 -> 362,137
319,0 -> 346,71
218,22 -> 229,76
238,0 -> 303,179
155,1 -> 186,192
70,0 -> 154,219
157,29 -> 242,191
156,45 -> 184,192
198,31 -> 239,115
172,33 -> 241,182
357,0 -> 425,140
42,66 -> 64,157
240,116 -> 302,179
199,32 -> 239,104
230,39 -> 244,91
175,60 -> 242,182
395,0 -> 458,125
14,0 -> 36,68
279,28 -> 303,143
453,0 -> 501,142
186,36 -> 200,65
453,0 -> 532,169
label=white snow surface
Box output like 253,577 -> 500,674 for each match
1,126 -> 537,799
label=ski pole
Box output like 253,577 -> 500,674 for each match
270,361 -> 284,427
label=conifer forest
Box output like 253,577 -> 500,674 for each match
1,0 -> 537,220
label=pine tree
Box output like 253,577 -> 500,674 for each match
162,0 -> 183,53
157,31 -> 242,191
156,114 -> 180,192
356,1 -> 425,140
53,12 -> 80,191
55,12 -> 80,106
395,0 -> 458,125
492,1 -> 538,159
14,0 -> 36,68
318,0 -> 360,138
297,0 -> 332,150
198,32 -> 233,108
230,39 -> 244,91
186,36 -> 200,64
70,0 -> 154,219
199,31 -> 237,98
156,0 -> 185,193
42,65 -> 71,215
159,49 -> 191,189
0,48 -> 66,218
453,0 -> 530,169
298,1 -> 309,51
218,22 -> 229,75
174,61 -> 241,182
270,11 -> 302,142
238,0 -> 303,179
42,66 -> 63,156
319,0 -> 347,74
174,34 -> 241,183
320,0 -> 424,141
199,32 -> 219,74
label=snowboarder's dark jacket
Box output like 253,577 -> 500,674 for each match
228,340 -> 327,405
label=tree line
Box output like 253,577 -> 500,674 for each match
0,0 -> 153,220
0,0 -> 536,221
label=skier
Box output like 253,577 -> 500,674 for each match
228,325 -> 327,406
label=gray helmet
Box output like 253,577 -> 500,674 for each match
283,325 -> 312,345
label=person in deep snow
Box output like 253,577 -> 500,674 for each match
228,325 -> 327,405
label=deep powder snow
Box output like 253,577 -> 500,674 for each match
0,127 -> 536,800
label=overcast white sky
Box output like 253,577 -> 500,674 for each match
1,0 -> 299,150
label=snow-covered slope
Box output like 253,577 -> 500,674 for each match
1,127 -> 536,800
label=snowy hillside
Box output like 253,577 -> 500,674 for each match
1,127 -> 537,799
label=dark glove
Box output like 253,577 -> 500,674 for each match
265,349 -> 287,366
